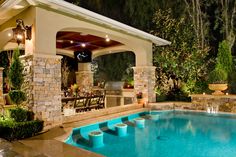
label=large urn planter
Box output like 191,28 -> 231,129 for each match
208,84 -> 228,95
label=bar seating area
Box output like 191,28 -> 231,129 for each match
61,88 -> 105,116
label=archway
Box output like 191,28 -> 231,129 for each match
0,1 -> 170,128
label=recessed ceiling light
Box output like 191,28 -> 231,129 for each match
106,38 -> 110,42
105,35 -> 110,42
81,43 -> 86,47
70,40 -> 74,44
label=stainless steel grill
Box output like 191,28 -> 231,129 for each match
104,81 -> 134,107
104,81 -> 123,95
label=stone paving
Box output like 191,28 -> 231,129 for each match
0,138 -> 47,157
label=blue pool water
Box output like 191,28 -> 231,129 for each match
65,111 -> 236,157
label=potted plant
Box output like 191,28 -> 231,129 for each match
208,40 -> 232,95
136,92 -> 143,104
63,84 -> 79,116
208,67 -> 228,95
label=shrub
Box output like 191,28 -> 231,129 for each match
8,90 -> 26,106
9,107 -> 28,122
216,40 -> 233,74
8,48 -> 26,107
27,110 -> 35,121
208,67 -> 228,84
8,49 -> 24,90
208,40 -> 233,84
166,88 -> 191,102
0,120 -> 44,141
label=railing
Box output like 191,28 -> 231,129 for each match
62,93 -> 105,114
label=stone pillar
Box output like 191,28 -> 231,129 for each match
76,63 -> 93,92
133,66 -> 156,103
21,54 -> 62,129
0,68 -> 4,110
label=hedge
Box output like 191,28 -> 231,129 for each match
9,107 -> 35,122
0,120 -> 44,141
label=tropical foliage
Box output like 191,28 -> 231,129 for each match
151,9 -> 210,100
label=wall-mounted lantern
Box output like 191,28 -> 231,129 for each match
12,19 -> 31,45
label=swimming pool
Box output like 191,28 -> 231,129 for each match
65,110 -> 236,157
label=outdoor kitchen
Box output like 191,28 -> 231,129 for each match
104,81 -> 135,108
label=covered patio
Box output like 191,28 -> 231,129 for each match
0,0 -> 170,129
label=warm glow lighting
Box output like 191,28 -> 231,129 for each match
105,35 -> 110,42
8,33 -> 11,37
70,40 -> 74,44
17,34 -> 23,40
106,38 -> 110,42
13,4 -> 25,9
81,43 -> 86,47
12,19 -> 32,45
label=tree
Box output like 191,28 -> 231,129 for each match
216,40 -> 233,74
8,49 -> 24,90
8,49 -> 26,106
151,9 -> 210,99
94,52 -> 135,81
184,0 -> 210,49
217,0 -> 236,49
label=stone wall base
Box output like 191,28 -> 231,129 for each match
21,54 -> 62,129
191,94 -> 236,113
133,66 -> 156,103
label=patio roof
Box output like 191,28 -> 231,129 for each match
56,31 -> 123,52
0,0 -> 171,46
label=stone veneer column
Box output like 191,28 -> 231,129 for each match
76,63 -> 93,92
0,68 -> 4,111
21,54 -> 62,129
133,66 -> 156,103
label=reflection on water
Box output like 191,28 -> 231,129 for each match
69,111 -> 236,157
156,111 -> 236,143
